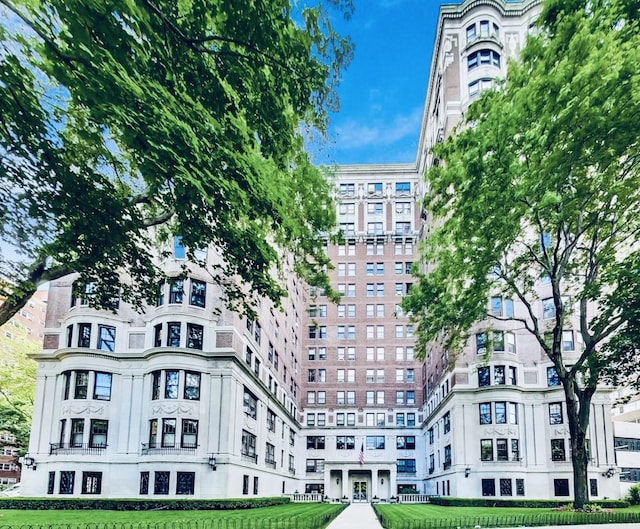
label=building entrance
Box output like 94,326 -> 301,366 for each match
353,480 -> 368,502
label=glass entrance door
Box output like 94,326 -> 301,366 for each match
353,480 -> 367,502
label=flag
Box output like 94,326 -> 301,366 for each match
359,443 -> 365,465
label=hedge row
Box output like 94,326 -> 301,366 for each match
428,496 -> 630,509
0,496 -> 289,511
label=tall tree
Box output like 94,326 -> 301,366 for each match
0,327 -> 38,455
0,0 -> 352,324
403,0 -> 640,508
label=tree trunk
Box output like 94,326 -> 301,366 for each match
563,377 -> 595,509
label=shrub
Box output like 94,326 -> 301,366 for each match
0,496 -> 289,511
628,484 -> 640,506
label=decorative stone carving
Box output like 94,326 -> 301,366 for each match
62,405 -> 105,416
151,404 -> 194,416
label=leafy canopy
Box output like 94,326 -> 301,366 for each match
0,327 -> 38,455
0,0 -> 353,323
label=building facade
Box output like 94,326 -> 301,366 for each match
21,0 -> 630,500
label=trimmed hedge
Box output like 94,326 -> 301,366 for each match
0,496 -> 289,511
428,496 -> 630,509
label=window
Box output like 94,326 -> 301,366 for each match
168,322 -> 181,347
139,472 -> 149,495
547,366 -> 561,387
476,332 -> 487,355
71,418 -> 84,447
443,412 -> 451,434
478,366 -> 490,387
590,478 -> 598,497
482,478 -> 496,496
396,202 -> 411,214
549,403 -> 563,425
243,388 -> 257,419
395,182 -> 411,194
267,409 -> 276,432
516,478 -> 525,496
265,443 -> 276,466
165,370 -> 179,399
554,479 -> 570,496
481,439 -> 493,461
177,472 -> 195,495
542,298 -> 555,319
188,280 -> 206,308
78,323 -> 91,348
500,478 -> 512,496
242,430 -> 257,459
467,50 -> 500,69
551,439 -> 566,461
496,438 -> 508,461
149,419 -> 158,447
495,402 -> 507,424
397,459 -> 416,473
162,418 -> 176,447
395,221 -> 411,235
184,372 -> 201,400
169,279 -> 184,304
242,475 -> 250,495
367,436 -> 385,449
152,371 -> 161,400
340,202 -> 355,214
307,436 -> 325,449
494,365 -> 505,384
181,419 -> 198,448
367,202 -> 383,214
367,182 -> 383,195
479,403 -> 491,425
396,436 -> 416,449
563,330 -> 575,351
97,325 -> 116,352
154,471 -> 170,494
81,472 -> 102,494
186,324 -> 204,350
48,472 -> 55,494
336,436 -> 355,450
407,413 -> 416,427
306,459 -> 325,473
89,419 -> 108,448
340,183 -> 355,196
93,372 -> 112,400
74,371 -> 89,399
59,471 -> 75,494
469,78 -> 493,97
491,296 -> 503,316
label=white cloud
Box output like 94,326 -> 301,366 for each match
333,106 -> 422,149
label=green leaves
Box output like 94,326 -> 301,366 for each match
0,0 -> 352,322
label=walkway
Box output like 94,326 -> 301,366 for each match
324,504 -> 640,529
326,502 -> 383,529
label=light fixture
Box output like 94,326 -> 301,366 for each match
336,477 -> 340,484
603,467 -> 616,478
464,467 -> 471,478
380,478 -> 384,484
23,456 -> 36,470
208,456 -> 217,471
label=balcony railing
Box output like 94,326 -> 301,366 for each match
443,461 -> 452,470
50,443 -> 107,455
141,443 -> 197,455
265,458 -> 277,469
241,451 -> 258,463
288,466 -> 296,475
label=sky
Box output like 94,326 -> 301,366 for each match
316,0 -> 451,166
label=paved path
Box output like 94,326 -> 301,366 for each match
324,503 -> 640,529
326,503 -> 383,529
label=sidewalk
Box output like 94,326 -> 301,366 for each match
326,502 -> 383,529
324,504 -> 640,529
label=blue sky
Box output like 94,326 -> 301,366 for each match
316,0 -> 451,166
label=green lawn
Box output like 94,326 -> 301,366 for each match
374,503 -> 640,529
0,502 -> 344,528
